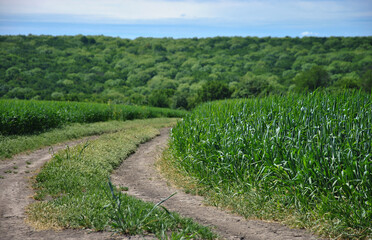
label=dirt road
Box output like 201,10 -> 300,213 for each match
0,137 -> 146,240
111,128 -> 320,240
0,129 -> 320,239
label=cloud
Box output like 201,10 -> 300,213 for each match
1,0 -> 371,25
1,0 -> 371,37
0,0 -> 213,21
301,31 -> 319,37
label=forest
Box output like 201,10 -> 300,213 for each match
0,35 -> 371,109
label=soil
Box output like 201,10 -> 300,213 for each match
0,137 -> 148,240
0,129 -> 321,239
111,128 -> 320,240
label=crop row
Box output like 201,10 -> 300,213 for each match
170,90 -> 371,237
0,99 -> 186,135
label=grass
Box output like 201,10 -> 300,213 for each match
26,118 -> 217,239
0,99 -> 187,135
160,148 -> 331,236
106,179 -> 215,238
118,186 -> 129,191
157,148 -> 208,197
169,90 -> 371,239
0,120 -> 168,160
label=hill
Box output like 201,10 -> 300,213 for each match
0,35 -> 371,109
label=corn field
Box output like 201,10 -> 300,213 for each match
0,99 -> 186,135
171,90 -> 371,237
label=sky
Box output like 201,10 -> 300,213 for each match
0,0 -> 371,38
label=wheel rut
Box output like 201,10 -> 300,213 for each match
111,128 -> 320,240
0,137 -> 145,240
0,128 -> 321,239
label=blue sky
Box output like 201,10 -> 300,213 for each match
0,0 -> 371,38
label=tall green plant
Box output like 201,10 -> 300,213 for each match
170,90 -> 371,238
0,99 -> 186,135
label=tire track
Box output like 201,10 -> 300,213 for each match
111,128 -> 320,240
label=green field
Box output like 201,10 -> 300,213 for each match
170,90 -> 371,239
0,99 -> 186,135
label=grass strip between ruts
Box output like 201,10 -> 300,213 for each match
26,118 -> 216,239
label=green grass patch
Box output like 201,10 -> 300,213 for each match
0,119 -> 176,160
27,118 -> 216,239
169,90 -> 371,239
0,99 -> 187,135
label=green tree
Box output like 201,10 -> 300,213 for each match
333,72 -> 361,89
1,35 -> 372,108
199,81 -> 231,102
294,66 -> 330,91
148,89 -> 174,108
361,69 -> 372,93
129,93 -> 147,105
172,92 -> 189,109
275,54 -> 294,70
51,91 -> 64,100
5,67 -> 21,80
126,72 -> 151,87
231,75 -> 284,98
6,87 -> 35,99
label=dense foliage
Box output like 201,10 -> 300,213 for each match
170,91 -> 371,238
0,99 -> 186,135
1,35 -> 371,109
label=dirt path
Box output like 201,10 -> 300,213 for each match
0,137 -> 148,240
0,129 -> 320,240
111,128 -> 320,240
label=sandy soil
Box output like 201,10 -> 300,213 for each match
0,129 -> 321,239
111,128 -> 320,240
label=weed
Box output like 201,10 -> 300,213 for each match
106,178 -> 177,234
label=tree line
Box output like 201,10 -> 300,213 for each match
0,35 -> 371,109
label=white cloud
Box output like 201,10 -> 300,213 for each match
0,0 -> 371,25
0,0 -> 213,20
301,31 -> 319,37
